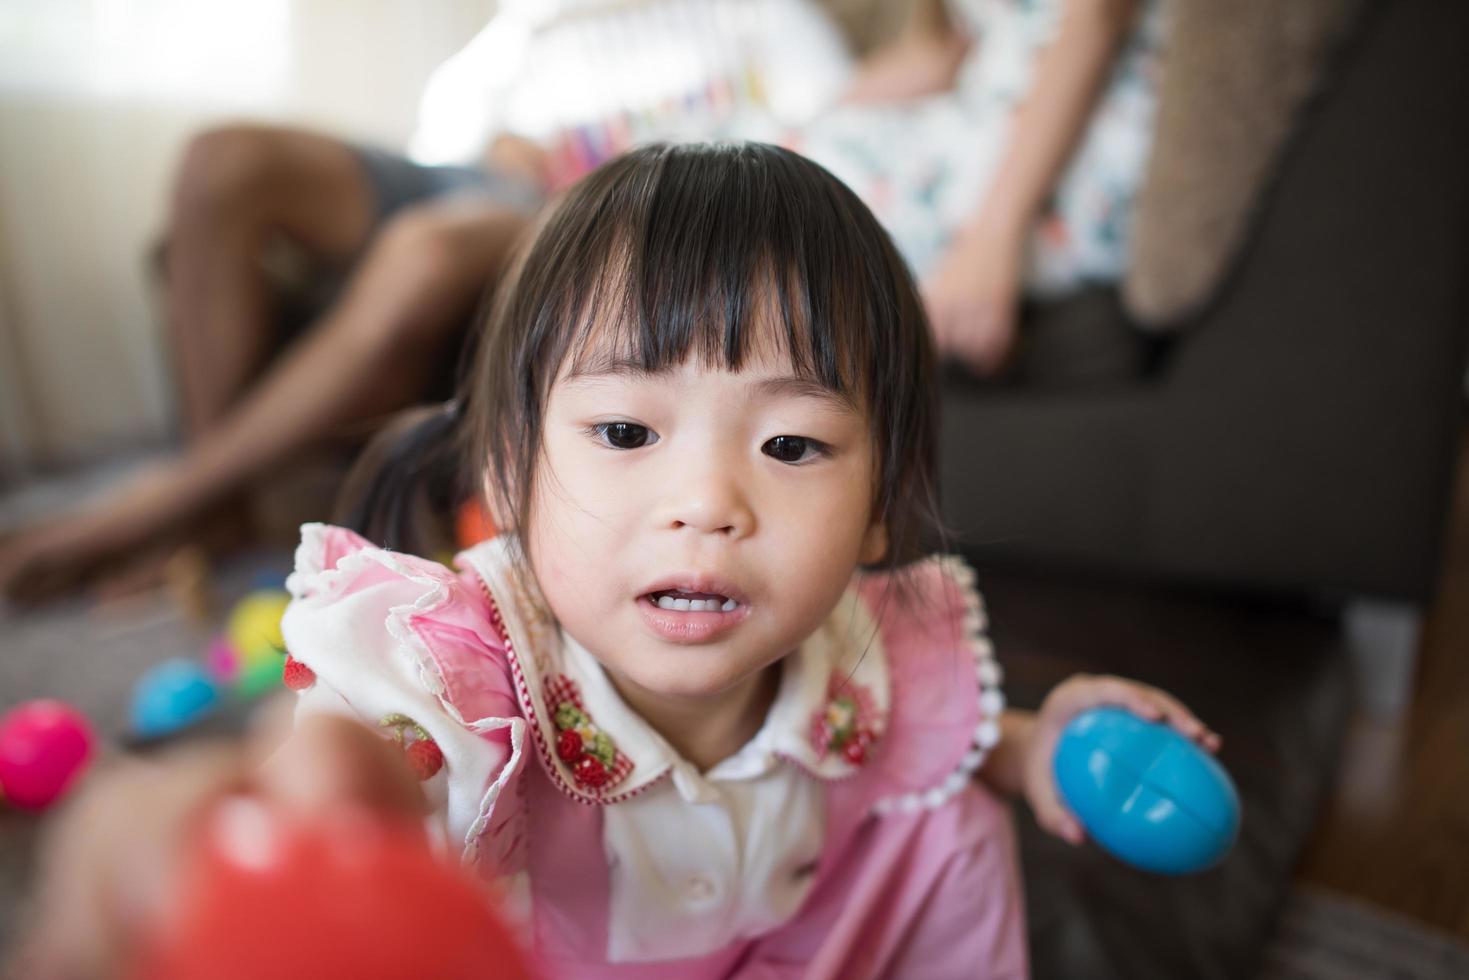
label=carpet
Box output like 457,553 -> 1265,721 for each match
1260,886 -> 1469,979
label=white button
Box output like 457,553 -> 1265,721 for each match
686,875 -> 718,902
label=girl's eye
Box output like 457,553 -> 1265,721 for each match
594,421 -> 655,450
762,435 -> 828,464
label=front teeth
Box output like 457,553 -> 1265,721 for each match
654,595 -> 740,612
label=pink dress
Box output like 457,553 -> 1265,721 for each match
281,524 -> 1027,978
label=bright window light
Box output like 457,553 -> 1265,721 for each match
0,0 -> 291,106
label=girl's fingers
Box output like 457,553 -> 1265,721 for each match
18,744 -> 250,980
1071,676 -> 1221,752
1032,675 -> 1221,852
1040,801 -> 1087,847
256,714 -> 427,820
16,713 -> 427,980
1027,762 -> 1087,847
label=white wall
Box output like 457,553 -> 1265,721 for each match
0,0 -> 496,468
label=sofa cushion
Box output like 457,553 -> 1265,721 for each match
1124,0 -> 1366,325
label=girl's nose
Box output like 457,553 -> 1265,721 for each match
663,467 -> 755,539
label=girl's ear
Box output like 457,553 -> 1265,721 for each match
858,520 -> 889,566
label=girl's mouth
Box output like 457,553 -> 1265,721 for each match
636,590 -> 749,643
645,589 -> 740,613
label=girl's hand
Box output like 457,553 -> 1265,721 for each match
921,225 -> 1025,377
1024,675 -> 1221,846
14,713 -> 425,979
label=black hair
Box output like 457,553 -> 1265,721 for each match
348,142 -> 942,568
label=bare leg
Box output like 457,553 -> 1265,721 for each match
159,200 -> 528,512
0,198 -> 529,603
165,125 -> 376,435
0,126 -> 375,602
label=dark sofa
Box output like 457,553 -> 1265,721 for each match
945,3 -> 1468,977
943,0 -> 1469,604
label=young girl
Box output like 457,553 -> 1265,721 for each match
20,141 -> 1215,978
270,141 -> 1216,977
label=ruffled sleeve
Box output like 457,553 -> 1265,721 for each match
280,523 -> 529,878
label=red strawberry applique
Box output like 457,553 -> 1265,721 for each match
282,655 -> 316,691
379,713 -> 444,782
543,677 -> 632,794
406,739 -> 445,780
556,729 -> 584,764
573,755 -> 609,788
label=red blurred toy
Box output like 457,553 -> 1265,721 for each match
0,699 -> 96,810
131,805 -> 536,980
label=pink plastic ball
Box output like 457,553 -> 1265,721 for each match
205,634 -> 241,684
0,699 -> 96,811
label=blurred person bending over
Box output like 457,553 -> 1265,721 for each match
0,0 -> 848,603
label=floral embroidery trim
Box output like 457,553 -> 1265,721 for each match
380,712 -> 445,781
544,674 -> 635,794
475,569 -> 669,808
810,678 -> 882,766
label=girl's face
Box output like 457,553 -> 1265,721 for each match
520,328 -> 887,704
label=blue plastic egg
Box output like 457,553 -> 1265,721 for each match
130,658 -> 221,739
1053,706 -> 1240,875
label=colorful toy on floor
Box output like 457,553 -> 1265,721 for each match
234,645 -> 288,698
204,630 -> 284,695
226,588 -> 290,655
130,807 -> 536,980
1054,706 -> 1240,875
228,588 -> 291,695
207,588 -> 292,698
204,634 -> 239,685
130,659 -> 221,740
0,699 -> 96,811
131,587 -> 294,743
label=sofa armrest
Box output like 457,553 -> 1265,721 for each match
1147,0 -> 1469,601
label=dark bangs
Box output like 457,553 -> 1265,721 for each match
464,141 -> 941,567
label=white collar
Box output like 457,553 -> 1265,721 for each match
462,536 -> 890,805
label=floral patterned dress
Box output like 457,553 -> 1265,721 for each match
773,0 -> 1164,294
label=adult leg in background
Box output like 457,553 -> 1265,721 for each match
141,196 -> 528,539
0,128 -> 529,602
165,125 -> 378,436
1,125 -> 377,602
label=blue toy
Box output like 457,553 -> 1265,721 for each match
1054,706 -> 1240,875
130,658 -> 221,740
